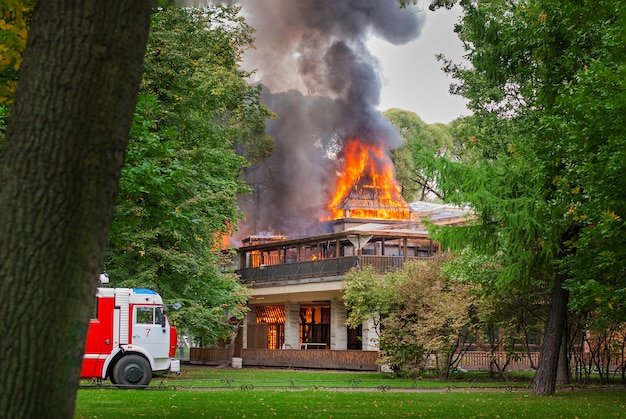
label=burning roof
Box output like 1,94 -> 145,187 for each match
326,138 -> 409,221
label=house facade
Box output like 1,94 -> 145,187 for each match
226,203 -> 468,370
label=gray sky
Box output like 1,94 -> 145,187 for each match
370,5 -> 469,124
239,1 -> 469,125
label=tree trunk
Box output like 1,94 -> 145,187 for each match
0,1 -> 151,418
532,272 -> 570,395
556,324 -> 571,385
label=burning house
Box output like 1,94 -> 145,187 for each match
220,133 -> 468,369
230,203 -> 467,370
189,1 -> 466,369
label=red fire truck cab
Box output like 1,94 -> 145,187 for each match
81,282 -> 180,387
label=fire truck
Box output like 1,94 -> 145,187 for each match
80,275 -> 180,387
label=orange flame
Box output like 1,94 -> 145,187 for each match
326,138 -> 409,221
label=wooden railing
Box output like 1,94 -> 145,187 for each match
358,255 -> 431,272
237,256 -> 357,284
189,347 -> 379,371
237,255 -> 431,284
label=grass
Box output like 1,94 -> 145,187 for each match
74,366 -> 626,418
142,366 -> 536,390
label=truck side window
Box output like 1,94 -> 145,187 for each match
154,308 -> 164,327
92,296 -> 98,320
136,306 -> 154,324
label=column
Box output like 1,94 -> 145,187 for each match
241,310 -> 255,349
283,302 -> 300,349
361,318 -> 379,351
330,299 -> 348,350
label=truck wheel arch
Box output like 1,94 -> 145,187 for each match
104,347 -> 155,382
112,354 -> 152,388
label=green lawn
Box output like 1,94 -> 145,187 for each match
74,366 -> 626,418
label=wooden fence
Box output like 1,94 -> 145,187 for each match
188,348 -> 541,371
189,348 -> 624,373
189,348 -> 231,366
458,351 -> 540,371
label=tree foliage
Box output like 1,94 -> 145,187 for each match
444,250 -> 548,374
104,6 -> 273,344
0,1 -> 34,147
421,0 -> 626,394
344,257 -> 479,379
385,108 -> 455,202
0,0 -> 33,104
383,257 -> 479,379
343,265 -> 395,338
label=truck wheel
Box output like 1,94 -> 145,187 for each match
112,355 -> 152,388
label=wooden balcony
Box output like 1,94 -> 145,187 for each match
237,255 -> 432,285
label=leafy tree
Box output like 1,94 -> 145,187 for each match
569,309 -> 626,383
0,0 -> 33,104
0,1 -> 152,417
104,6 -> 273,344
381,257 -> 479,379
344,257 -> 479,379
549,16 -> 626,362
423,0 -> 626,394
444,251 -> 548,376
0,1 -> 33,147
385,108 -> 454,202
343,265 -> 395,344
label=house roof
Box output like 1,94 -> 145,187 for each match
237,202 -> 468,253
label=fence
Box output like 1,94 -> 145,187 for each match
189,348 -> 546,371
189,348 -> 231,366
458,351 -> 539,371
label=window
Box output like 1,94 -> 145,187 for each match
155,307 -> 164,326
255,306 -> 285,350
300,306 -> 330,347
136,306 -> 158,325
91,297 -> 99,320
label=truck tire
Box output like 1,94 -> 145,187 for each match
112,354 -> 152,388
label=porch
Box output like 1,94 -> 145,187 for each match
187,347 -> 378,371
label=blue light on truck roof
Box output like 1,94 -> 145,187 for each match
133,288 -> 158,295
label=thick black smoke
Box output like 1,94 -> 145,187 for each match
233,1 -> 425,242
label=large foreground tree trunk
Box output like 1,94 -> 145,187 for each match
532,272 -> 570,395
0,1 -> 151,418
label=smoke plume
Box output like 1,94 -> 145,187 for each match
233,0 -> 425,242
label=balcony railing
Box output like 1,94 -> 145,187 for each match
237,255 -> 432,284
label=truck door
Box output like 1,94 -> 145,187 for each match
131,305 -> 170,360
81,293 -> 115,378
